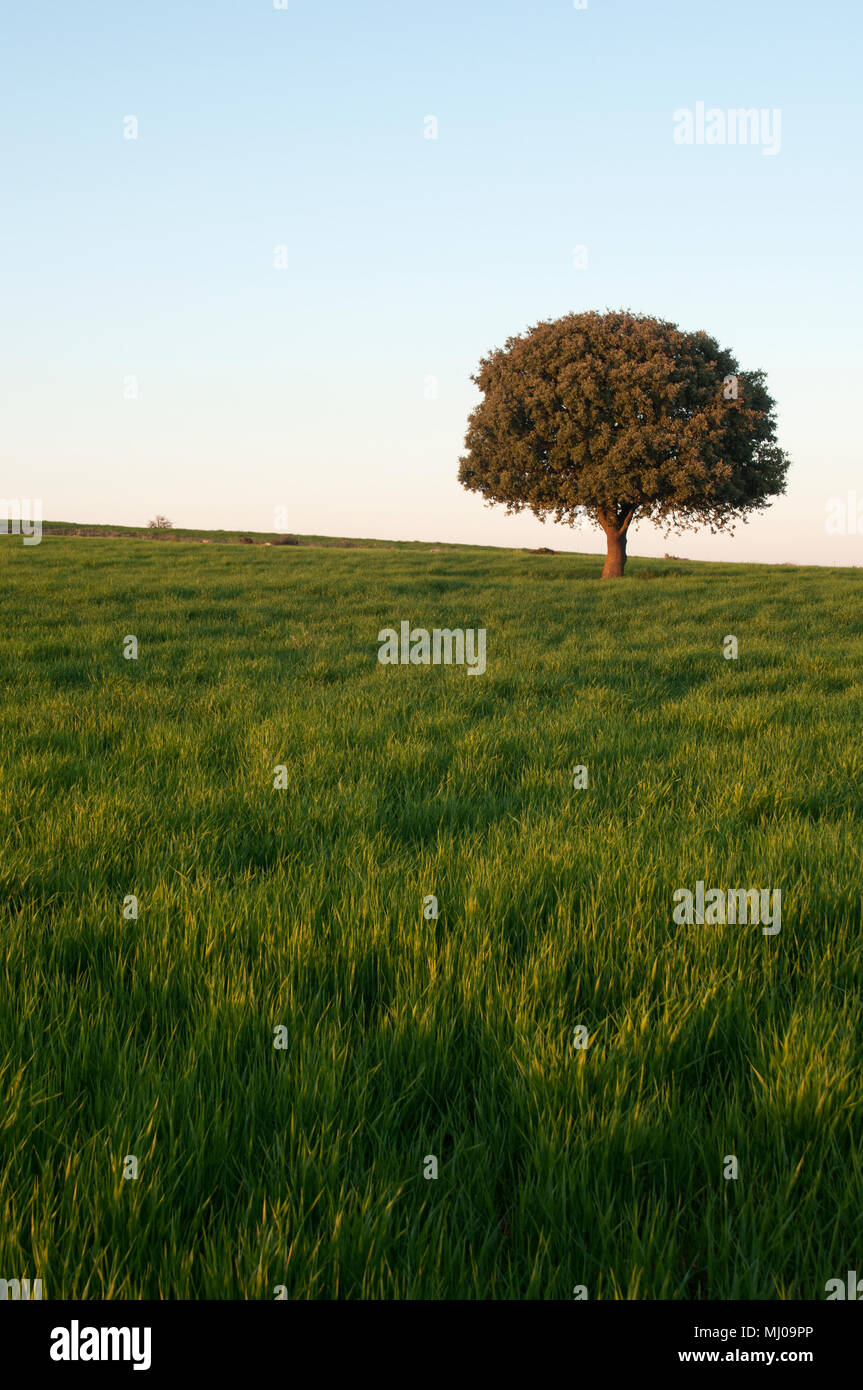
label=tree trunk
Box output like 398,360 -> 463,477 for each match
598,505 -> 635,578
601,528 -> 627,578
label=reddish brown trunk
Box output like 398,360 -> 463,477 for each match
601,529 -> 627,578
599,505 -> 635,578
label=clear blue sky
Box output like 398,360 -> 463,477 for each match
2,0 -> 860,563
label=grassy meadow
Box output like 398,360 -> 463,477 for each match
0,534 -> 861,1299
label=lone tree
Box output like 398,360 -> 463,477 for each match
458,310 -> 790,577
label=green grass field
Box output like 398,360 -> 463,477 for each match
1,536 -> 861,1299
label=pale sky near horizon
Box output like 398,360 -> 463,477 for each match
2,0 -> 861,565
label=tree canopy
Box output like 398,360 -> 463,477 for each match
458,309 -> 790,576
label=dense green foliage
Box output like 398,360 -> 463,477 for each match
0,537 -> 859,1298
